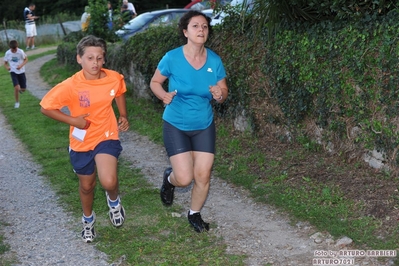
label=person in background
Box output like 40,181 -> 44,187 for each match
40,35 -> 130,243
120,4 -> 134,25
3,40 -> 28,109
24,3 -> 39,50
81,6 -> 90,32
122,0 -> 137,18
150,10 -> 228,233
107,1 -> 113,30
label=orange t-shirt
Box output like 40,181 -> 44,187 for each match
40,68 -> 127,152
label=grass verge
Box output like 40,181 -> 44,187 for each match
0,52 -> 244,265
0,225 -> 11,266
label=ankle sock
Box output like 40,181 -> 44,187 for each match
83,213 -> 94,223
108,196 -> 120,207
189,209 -> 199,215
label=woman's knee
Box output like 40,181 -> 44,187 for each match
193,170 -> 211,185
173,171 -> 194,187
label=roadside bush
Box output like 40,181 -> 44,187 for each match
87,0 -> 119,42
57,41 -> 80,72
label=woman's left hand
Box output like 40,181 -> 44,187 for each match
209,85 -> 223,101
118,116 -> 129,131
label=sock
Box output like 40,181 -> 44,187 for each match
108,196 -> 120,207
167,175 -> 172,184
83,212 -> 94,223
189,209 -> 200,215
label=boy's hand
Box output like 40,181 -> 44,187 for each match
75,113 -> 91,129
118,116 -> 129,131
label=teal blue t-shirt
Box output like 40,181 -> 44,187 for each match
158,46 -> 226,131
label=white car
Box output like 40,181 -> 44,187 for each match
207,0 -> 255,26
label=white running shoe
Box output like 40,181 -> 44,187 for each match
14,102 -> 20,108
106,192 -> 125,227
81,212 -> 96,243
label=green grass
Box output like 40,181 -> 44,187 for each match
0,53 -> 245,265
213,123 -> 399,253
0,224 -> 11,266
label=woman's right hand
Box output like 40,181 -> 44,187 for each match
163,90 -> 177,105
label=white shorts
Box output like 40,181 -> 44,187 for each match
25,24 -> 37,37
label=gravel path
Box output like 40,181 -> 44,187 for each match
0,48 -> 393,266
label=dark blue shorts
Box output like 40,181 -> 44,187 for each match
10,72 -> 27,88
163,120 -> 216,157
69,140 -> 123,175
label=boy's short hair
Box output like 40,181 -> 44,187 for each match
9,40 -> 18,49
76,35 -> 107,58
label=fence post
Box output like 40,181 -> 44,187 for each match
2,19 -> 9,44
57,15 -> 67,35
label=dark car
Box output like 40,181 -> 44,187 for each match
116,9 -> 192,41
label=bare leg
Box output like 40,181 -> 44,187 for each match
169,151 -> 194,187
14,85 -> 20,103
25,37 -> 31,48
169,151 -> 214,211
78,171 -> 97,217
95,153 -> 119,200
190,151 -> 214,211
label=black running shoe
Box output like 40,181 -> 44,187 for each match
160,167 -> 174,206
188,212 -> 210,233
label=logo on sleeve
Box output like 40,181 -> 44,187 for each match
110,89 -> 115,96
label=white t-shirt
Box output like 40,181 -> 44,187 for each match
81,12 -> 90,24
4,48 -> 27,74
127,2 -> 136,14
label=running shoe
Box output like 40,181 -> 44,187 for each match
160,167 -> 174,206
81,212 -> 96,243
106,192 -> 125,227
188,212 -> 210,233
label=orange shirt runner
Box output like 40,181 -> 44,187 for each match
40,68 -> 127,151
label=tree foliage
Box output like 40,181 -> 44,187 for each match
247,0 -> 399,38
0,0 -> 190,22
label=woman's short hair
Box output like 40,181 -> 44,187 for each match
178,10 -> 212,42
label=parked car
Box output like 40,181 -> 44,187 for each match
184,0 -> 231,10
206,0 -> 255,26
115,9 -> 191,41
